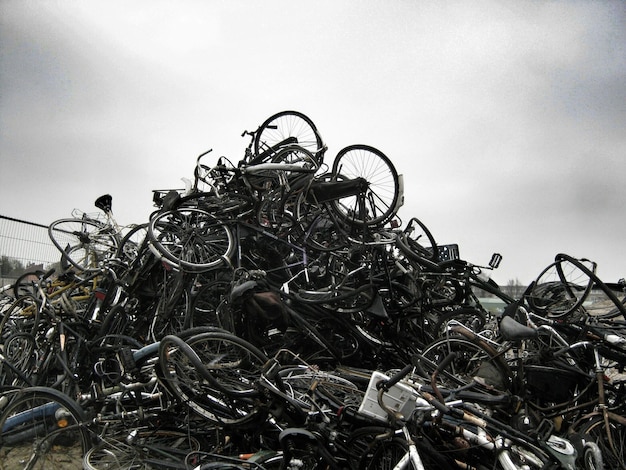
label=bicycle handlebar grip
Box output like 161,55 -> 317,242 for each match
377,363 -> 413,391
436,352 -> 457,374
461,410 -> 487,428
43,268 -> 56,280
426,395 -> 477,423
421,391 -> 451,414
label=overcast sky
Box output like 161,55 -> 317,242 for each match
1,0 -> 625,284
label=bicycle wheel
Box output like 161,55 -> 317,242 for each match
525,253 -> 596,318
254,111 -> 324,163
0,294 -> 40,340
576,414 -> 625,470
306,314 -> 362,364
148,270 -> 190,341
331,145 -> 400,227
585,282 -> 626,320
360,435 -> 462,470
12,270 -> 45,298
97,303 -> 142,340
416,334 -> 511,391
358,436 -> 409,470
0,294 -> 42,387
48,217 -> 119,271
431,307 -> 487,339
184,331 -> 268,395
395,217 -> 439,266
298,200 -> 349,253
83,429 -> 203,470
115,223 -> 148,264
0,386 -> 90,469
187,279 -> 232,330
148,208 -> 234,272
179,192 -> 256,220
158,332 -> 268,426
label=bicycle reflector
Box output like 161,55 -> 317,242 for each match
55,407 -> 72,428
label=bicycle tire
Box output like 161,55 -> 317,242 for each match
416,333 -> 511,391
358,436 -> 409,470
83,429 -> 203,470
585,284 -> 626,319
186,279 -> 232,330
148,270 -> 190,341
395,216 -> 439,267
305,314 -> 362,364
292,284 -> 375,314
270,144 -> 320,168
178,192 -> 257,220
115,222 -> 149,264
348,310 -> 394,350
0,386 -> 90,469
0,294 -> 43,388
253,111 -> 324,163
182,331 -> 268,396
97,301 -> 147,340
575,413 -> 625,470
431,307 -> 487,340
298,199 -> 350,253
525,253 -> 596,318
0,294 -> 40,340
158,332 -> 268,426
256,365 -> 355,424
12,270 -> 45,298
148,208 -> 235,273
331,144 -> 400,227
581,442 -> 606,470
48,217 -> 119,272
1,333 -> 37,388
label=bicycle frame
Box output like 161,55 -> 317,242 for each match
368,363 -> 581,469
437,312 -> 625,468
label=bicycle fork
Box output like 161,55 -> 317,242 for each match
392,425 -> 426,470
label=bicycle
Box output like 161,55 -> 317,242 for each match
0,386 -> 91,469
240,110 -> 325,166
147,146 -> 402,313
0,330 -> 223,470
357,353 -> 605,469
48,194 -> 127,272
415,296 -> 626,467
0,268 -> 109,390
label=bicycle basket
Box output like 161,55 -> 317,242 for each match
525,364 -> 589,403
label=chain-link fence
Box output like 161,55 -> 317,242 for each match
0,215 -> 61,286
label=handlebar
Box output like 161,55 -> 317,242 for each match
430,352 -> 456,404
377,364 -> 413,392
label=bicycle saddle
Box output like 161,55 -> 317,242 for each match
499,315 -> 538,341
95,194 -> 113,212
306,177 -> 368,203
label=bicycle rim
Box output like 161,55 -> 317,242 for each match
0,386 -> 89,470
